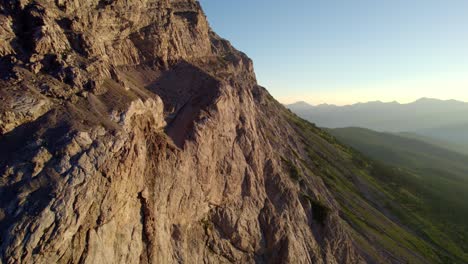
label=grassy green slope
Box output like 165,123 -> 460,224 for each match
398,131 -> 468,156
324,127 -> 468,263
327,127 -> 468,174
280,114 -> 445,263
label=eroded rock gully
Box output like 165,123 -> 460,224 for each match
1,0 -> 367,263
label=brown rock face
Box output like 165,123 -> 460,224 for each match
0,1 -> 425,264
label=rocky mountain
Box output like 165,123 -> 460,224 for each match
286,98 -> 468,135
0,1 -> 459,263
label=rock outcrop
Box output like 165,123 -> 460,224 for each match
0,1 -> 433,264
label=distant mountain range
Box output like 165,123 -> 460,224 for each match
287,98 -> 468,149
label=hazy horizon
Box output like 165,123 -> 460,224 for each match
200,0 -> 468,105
286,97 -> 468,107
277,91 -> 468,106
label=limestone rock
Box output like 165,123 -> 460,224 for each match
0,1 -> 423,264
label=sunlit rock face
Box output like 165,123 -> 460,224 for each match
0,1 -> 372,263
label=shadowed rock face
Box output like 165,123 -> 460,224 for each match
0,1 -> 418,264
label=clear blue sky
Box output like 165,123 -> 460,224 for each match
199,0 -> 468,105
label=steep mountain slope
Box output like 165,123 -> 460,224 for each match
398,132 -> 468,156
416,122 -> 468,148
286,99 -> 468,135
328,127 -> 468,262
0,1 -> 460,263
329,127 -> 468,174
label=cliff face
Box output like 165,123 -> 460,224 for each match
0,1 -> 432,264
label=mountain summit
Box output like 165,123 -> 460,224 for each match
0,1 -> 461,263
